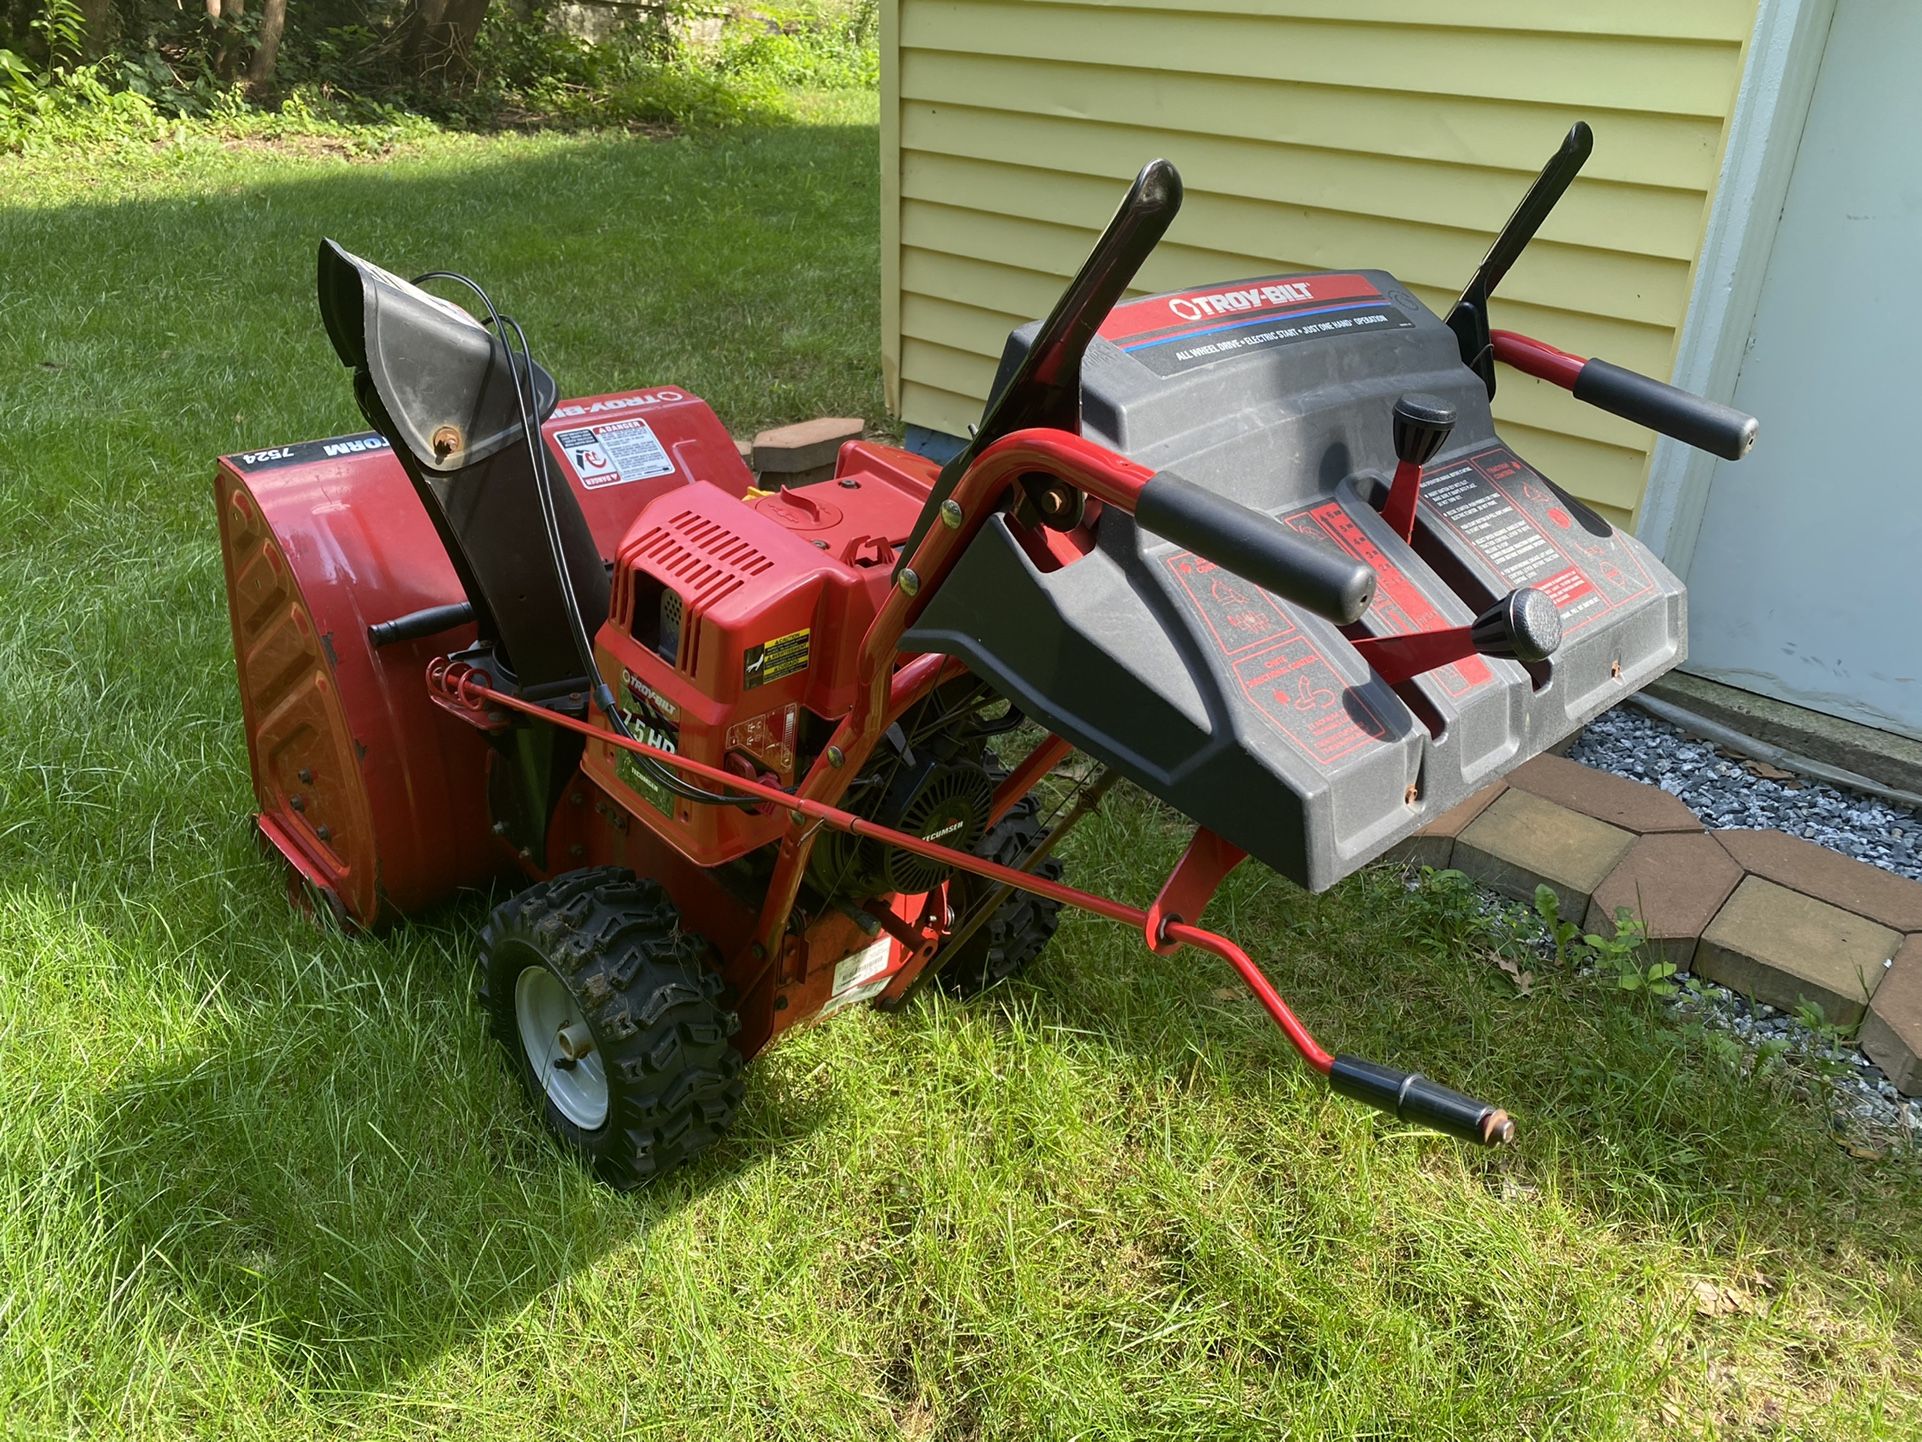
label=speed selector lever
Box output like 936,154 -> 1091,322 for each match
1379,392 -> 1456,542
1351,586 -> 1562,686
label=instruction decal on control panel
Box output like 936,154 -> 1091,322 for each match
1164,552 -> 1390,769
1421,447 -> 1654,637
1283,501 -> 1495,699
555,417 -> 677,489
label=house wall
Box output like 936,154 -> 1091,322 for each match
879,0 -> 1758,528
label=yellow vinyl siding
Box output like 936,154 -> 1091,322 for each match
881,0 -> 1757,528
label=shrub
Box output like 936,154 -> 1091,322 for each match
0,0 -> 878,150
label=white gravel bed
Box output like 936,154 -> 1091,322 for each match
1568,703 -> 1922,884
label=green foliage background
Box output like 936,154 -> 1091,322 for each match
0,0 -> 878,147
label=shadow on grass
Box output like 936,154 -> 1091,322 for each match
955,790 -> 1922,1277
86,881 -> 836,1393
2,111 -> 880,1399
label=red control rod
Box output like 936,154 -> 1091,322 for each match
430,658 -> 1337,1074
442,662 -> 1517,1147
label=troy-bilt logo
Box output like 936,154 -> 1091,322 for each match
1097,273 -> 1382,347
1165,280 -> 1315,321
551,389 -> 685,419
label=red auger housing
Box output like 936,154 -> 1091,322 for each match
215,125 -> 1756,1187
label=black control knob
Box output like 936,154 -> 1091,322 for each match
1471,587 -> 1562,663
1391,393 -> 1458,468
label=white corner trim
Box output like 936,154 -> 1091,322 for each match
1636,0 -> 1836,571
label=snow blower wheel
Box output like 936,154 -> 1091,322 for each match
479,868 -> 744,1187
933,793 -> 1065,999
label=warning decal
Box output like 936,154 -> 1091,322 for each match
555,417 -> 678,490
1420,447 -> 1654,637
1099,274 -> 1413,377
1165,552 -> 1390,769
743,628 -> 810,689
1283,501 -> 1494,699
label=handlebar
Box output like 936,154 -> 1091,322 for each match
1493,330 -> 1757,462
1330,1054 -> 1516,1146
1575,359 -> 1758,461
1134,470 -> 1377,625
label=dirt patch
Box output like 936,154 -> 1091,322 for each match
211,133 -> 400,162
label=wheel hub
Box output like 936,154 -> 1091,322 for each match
514,965 -> 609,1130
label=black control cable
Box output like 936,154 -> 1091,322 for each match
413,269 -> 759,810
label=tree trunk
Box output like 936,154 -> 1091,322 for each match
206,0 -> 247,81
402,0 -> 450,63
75,0 -> 113,59
411,0 -> 491,81
245,0 -> 286,88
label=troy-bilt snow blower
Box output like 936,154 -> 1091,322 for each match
215,125 -> 1754,1185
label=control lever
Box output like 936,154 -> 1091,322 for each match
1135,470 -> 1376,624
1351,586 -> 1562,686
1445,122 -> 1594,395
1379,392 -> 1456,541
897,158 -> 1185,571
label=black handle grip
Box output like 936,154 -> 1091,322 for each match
1136,472 -> 1376,624
1471,587 -> 1562,663
1391,392 -> 1457,468
1574,358 -> 1758,462
1329,1055 -> 1516,1146
368,600 -> 475,648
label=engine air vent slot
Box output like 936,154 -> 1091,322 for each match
620,508 -> 778,676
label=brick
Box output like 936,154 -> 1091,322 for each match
751,417 -> 864,476
1696,876 -> 1899,1026
1505,752 -> 1702,835
1453,788 -> 1635,919
1384,782 -> 1505,868
1861,935 -> 1922,1095
1581,832 -> 1743,967
733,436 -> 755,470
1712,829 -> 1922,933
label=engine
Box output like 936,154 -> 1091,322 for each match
581,433 -> 958,873
805,729 -> 998,899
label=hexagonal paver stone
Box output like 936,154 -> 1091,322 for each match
1696,876 -> 1900,1025
1384,782 -> 1505,869
1861,935 -> 1922,1095
1582,832 -> 1744,967
1504,753 -> 1703,835
1454,788 -> 1636,918
1712,829 -> 1922,934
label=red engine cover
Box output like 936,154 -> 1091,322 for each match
583,441 -> 943,867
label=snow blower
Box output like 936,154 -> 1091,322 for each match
214,124 -> 1756,1184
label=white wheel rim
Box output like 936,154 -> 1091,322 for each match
514,964 -> 609,1131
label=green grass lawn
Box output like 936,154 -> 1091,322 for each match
2,97 -> 1919,1439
